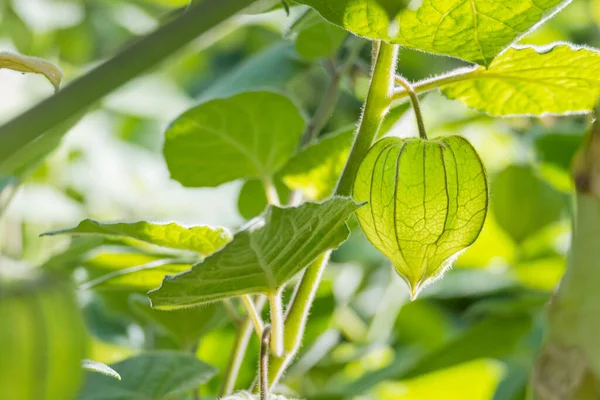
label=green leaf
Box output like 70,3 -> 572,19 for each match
295,12 -> 347,60
353,136 -> 488,298
129,295 -> 226,349
280,129 -> 353,201
0,51 -> 62,91
149,198 -> 360,309
198,43 -> 308,102
535,132 -> 584,171
78,351 -> 217,400
42,220 -> 231,256
441,44 -> 600,116
296,0 -> 569,65
238,179 -> 269,220
492,164 -> 564,243
164,91 -> 305,188
82,360 -> 121,380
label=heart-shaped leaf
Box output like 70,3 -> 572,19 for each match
149,198 -> 360,309
164,91 -> 305,188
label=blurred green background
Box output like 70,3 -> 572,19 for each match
1,0 -> 600,399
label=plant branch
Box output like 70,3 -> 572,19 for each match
0,0 -> 255,162
242,294 -> 264,337
395,75 -> 428,139
219,296 -> 266,397
336,42 -> 399,196
391,66 -> 478,102
267,252 -> 330,388
299,38 -> 365,147
260,325 -> 272,400
223,299 -> 243,326
268,291 -> 285,357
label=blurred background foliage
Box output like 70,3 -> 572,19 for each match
1,0 -> 599,399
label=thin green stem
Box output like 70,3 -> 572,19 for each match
299,39 -> 365,147
395,75 -> 427,139
263,177 -> 281,207
268,291 -> 284,358
260,325 -> 272,400
0,0 -> 254,162
219,296 -> 266,397
241,294 -> 264,336
223,299 -> 243,326
267,252 -> 330,388
336,42 -> 399,196
391,66 -> 477,102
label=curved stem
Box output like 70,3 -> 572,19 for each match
395,75 -> 427,139
241,295 -> 264,336
219,296 -> 266,397
260,325 -> 272,400
336,42 -> 398,196
391,66 -> 477,102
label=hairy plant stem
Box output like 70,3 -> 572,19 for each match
242,295 -> 264,336
336,42 -> 399,196
265,42 -> 399,390
391,66 -> 478,102
268,292 -> 285,357
260,325 -> 273,400
394,75 -> 428,139
0,0 -> 254,162
219,296 -> 266,397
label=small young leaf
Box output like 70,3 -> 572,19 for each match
149,198 -> 360,309
0,51 -> 62,91
296,0 -> 569,65
442,44 -> 600,116
78,351 -> 217,400
353,136 -> 488,298
82,360 -> 121,380
280,129 -> 353,201
238,179 -> 269,220
129,295 -> 226,348
164,91 -> 305,187
42,220 -> 231,256
492,164 -> 564,243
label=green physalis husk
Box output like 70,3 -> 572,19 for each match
353,136 -> 488,298
0,271 -> 87,400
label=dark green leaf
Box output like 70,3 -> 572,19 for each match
149,198 -> 360,308
295,13 -> 347,60
164,91 -> 305,188
78,351 -> 217,400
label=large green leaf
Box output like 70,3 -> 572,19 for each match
43,220 -> 231,256
129,295 -> 226,349
78,351 -> 217,400
442,44 -> 600,116
492,164 -> 564,243
149,198 -> 359,309
296,0 -> 569,65
280,129 -> 353,201
164,91 -> 305,188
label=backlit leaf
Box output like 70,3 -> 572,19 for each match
164,91 -> 305,187
353,136 -> 488,298
149,198 -> 360,309
441,44 -> 600,116
0,51 -> 62,91
280,129 -> 353,200
78,351 -> 217,400
42,220 -> 231,256
296,0 -> 570,65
